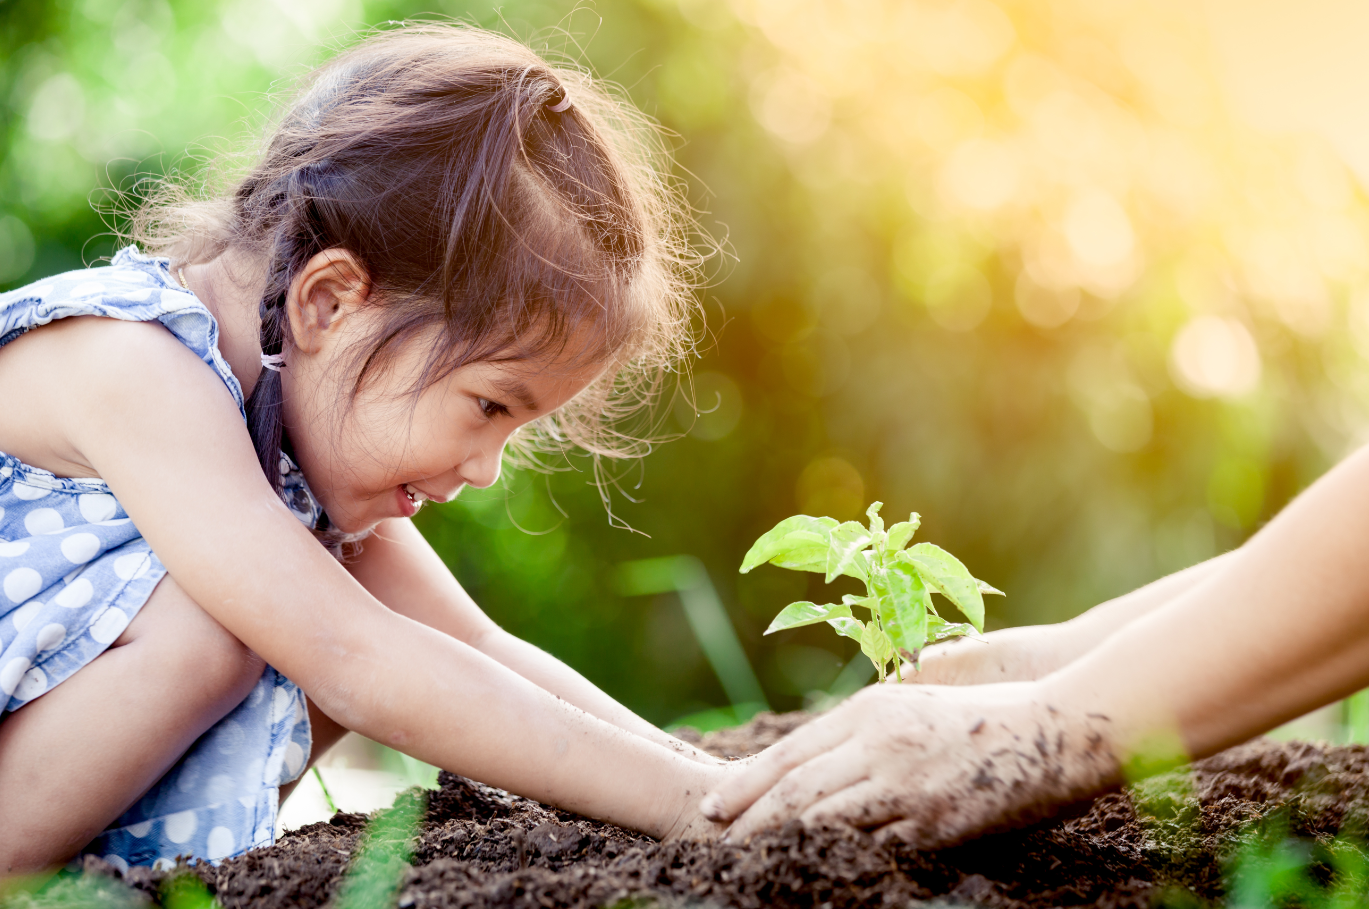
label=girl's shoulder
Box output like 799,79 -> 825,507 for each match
1,246 -> 245,418
1,247 -> 189,329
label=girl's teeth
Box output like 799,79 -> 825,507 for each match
404,484 -> 425,505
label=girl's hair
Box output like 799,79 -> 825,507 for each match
130,25 -> 699,540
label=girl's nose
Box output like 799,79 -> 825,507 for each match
460,445 -> 504,490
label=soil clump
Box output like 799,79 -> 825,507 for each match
13,714 -> 1369,908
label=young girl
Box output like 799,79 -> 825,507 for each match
0,26 -> 729,873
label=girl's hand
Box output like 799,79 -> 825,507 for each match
661,763 -> 734,842
662,807 -> 730,842
700,682 -> 1118,848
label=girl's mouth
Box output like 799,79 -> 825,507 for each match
398,483 -> 430,517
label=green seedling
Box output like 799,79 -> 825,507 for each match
740,501 -> 1002,683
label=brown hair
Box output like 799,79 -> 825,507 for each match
131,24 -> 700,531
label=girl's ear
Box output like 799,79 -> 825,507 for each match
286,249 -> 372,354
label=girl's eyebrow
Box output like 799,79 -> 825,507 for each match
490,377 -> 538,412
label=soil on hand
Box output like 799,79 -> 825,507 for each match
23,714 -> 1369,909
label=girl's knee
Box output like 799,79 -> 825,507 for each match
201,634 -> 266,706
125,576 -> 265,702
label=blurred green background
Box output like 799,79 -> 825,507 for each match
5,0 -> 1369,728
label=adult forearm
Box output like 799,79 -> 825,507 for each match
1054,550 -> 1239,655
475,628 -> 715,763
910,551 -> 1237,686
1045,448 -> 1369,762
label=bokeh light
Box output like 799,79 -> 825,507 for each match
7,0 -> 1369,721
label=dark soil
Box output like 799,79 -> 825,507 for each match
15,713 -> 1369,909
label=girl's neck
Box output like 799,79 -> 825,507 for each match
178,251 -> 268,399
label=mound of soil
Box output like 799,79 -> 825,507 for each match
16,713 -> 1369,909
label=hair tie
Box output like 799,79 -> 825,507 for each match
261,353 -> 287,372
547,93 -> 572,113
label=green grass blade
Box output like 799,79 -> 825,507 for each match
314,766 -> 338,815
333,791 -> 426,909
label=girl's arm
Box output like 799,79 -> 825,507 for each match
907,551 -> 1238,686
41,318 -> 720,839
705,442 -> 1369,845
346,518 -> 716,763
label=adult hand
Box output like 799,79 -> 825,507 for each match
905,625 -> 1076,686
700,681 -> 1118,848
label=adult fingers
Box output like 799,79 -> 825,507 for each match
700,712 -> 856,823
722,745 -> 868,841
871,817 -> 929,848
799,778 -> 903,832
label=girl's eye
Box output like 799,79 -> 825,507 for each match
478,397 -> 511,419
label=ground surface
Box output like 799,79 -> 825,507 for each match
12,712 -> 1369,908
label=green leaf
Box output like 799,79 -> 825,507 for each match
978,578 -> 1005,597
827,616 -> 865,643
860,624 -> 894,673
764,600 -> 853,635
927,613 -> 976,642
842,593 -> 877,614
900,543 -> 986,631
825,521 -> 873,583
879,592 -> 928,661
739,515 -> 839,574
883,557 -> 924,603
885,513 -> 921,553
865,501 -> 884,535
880,562 -> 932,658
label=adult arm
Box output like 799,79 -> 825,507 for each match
705,443 -> 1369,845
34,318 -> 719,839
907,551 -> 1238,686
345,517 -> 715,763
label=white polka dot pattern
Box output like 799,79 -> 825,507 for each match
78,494 -> 118,523
60,532 -> 101,564
0,657 -> 29,695
10,601 -> 40,631
4,567 -> 41,603
163,810 -> 198,844
11,483 -> 50,501
35,622 -> 65,651
14,665 -> 46,699
205,826 -> 236,860
113,552 -> 152,581
54,578 -> 94,609
23,508 -> 63,535
89,607 -> 129,644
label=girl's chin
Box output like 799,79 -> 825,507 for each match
316,489 -> 417,536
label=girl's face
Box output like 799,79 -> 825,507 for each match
279,254 -> 605,534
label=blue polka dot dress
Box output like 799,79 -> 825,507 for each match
0,247 -> 323,869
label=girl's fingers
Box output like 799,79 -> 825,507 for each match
700,714 -> 856,823
722,745 -> 869,841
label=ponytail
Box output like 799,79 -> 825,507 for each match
245,289 -> 289,498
